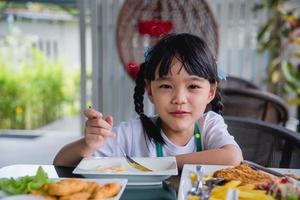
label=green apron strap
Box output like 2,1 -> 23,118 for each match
194,123 -> 202,152
155,118 -> 201,157
156,143 -> 163,157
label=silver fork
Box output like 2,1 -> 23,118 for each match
188,166 -> 204,196
117,145 -> 152,172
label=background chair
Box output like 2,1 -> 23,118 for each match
224,116 -> 300,168
222,88 -> 289,126
220,76 -> 259,89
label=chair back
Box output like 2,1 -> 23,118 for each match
222,88 -> 289,126
220,76 -> 259,89
225,116 -> 300,168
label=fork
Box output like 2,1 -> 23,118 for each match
117,145 -> 152,172
188,166 -> 204,196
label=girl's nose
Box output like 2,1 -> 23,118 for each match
171,88 -> 187,105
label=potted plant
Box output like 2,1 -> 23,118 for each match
254,0 -> 300,131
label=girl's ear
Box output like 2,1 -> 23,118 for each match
145,80 -> 154,103
207,83 -> 217,103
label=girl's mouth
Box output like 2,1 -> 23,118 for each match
170,111 -> 189,117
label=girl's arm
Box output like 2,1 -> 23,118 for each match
53,138 -> 94,166
53,108 -> 115,166
176,144 -> 243,170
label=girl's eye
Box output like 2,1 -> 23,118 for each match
159,84 -> 172,89
189,84 -> 201,89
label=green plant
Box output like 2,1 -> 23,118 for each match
0,28 -> 79,129
254,0 -> 300,105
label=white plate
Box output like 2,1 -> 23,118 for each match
0,194 -> 43,200
73,156 -> 178,185
178,164 -> 300,200
0,178 -> 127,200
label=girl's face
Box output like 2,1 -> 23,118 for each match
146,58 -> 217,134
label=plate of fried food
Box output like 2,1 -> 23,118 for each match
73,156 -> 178,185
32,178 -> 127,200
0,167 -> 127,200
178,163 -> 300,200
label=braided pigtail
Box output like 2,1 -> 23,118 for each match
210,87 -> 224,115
133,63 -> 164,144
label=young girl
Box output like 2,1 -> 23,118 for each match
54,33 -> 243,168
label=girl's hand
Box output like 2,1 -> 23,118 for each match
84,108 -> 115,152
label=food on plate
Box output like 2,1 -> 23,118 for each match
92,183 -> 121,199
46,179 -> 89,196
0,167 -> 52,195
209,180 -> 275,200
59,192 -> 91,200
31,179 -> 121,200
263,177 -> 300,200
95,165 -> 127,173
188,163 -> 300,200
0,167 -> 122,199
285,172 -> 300,181
213,163 -> 272,185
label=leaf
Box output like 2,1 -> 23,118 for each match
288,98 -> 300,105
0,166 -> 51,195
252,3 -> 264,11
271,70 -> 281,83
293,51 -> 300,58
284,81 -> 297,93
282,61 -> 300,88
257,18 -> 274,41
269,57 -> 281,71
267,0 -> 280,9
282,61 -> 294,82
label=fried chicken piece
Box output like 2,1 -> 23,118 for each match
82,181 -> 102,194
59,192 -> 91,200
91,183 -> 121,199
44,196 -> 58,200
45,179 -> 88,196
31,186 -> 58,200
213,163 -> 272,185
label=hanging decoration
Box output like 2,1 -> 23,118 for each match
116,0 -> 219,80
138,20 -> 173,36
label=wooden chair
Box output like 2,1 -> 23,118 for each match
222,88 -> 289,126
220,76 -> 259,90
224,116 -> 300,168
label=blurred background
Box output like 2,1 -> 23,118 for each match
0,0 -> 299,167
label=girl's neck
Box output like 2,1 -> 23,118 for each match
160,123 -> 194,146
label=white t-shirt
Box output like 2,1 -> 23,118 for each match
94,111 -> 239,157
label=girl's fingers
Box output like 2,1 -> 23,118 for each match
86,127 -> 115,138
86,134 -> 104,142
86,118 -> 112,129
85,134 -> 105,149
84,108 -> 103,119
84,109 -> 115,150
105,115 -> 113,126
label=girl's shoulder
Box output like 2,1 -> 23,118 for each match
199,111 -> 226,133
201,111 -> 224,123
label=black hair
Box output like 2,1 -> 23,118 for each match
133,33 -> 223,145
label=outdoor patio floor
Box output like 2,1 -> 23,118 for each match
0,116 -> 81,168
